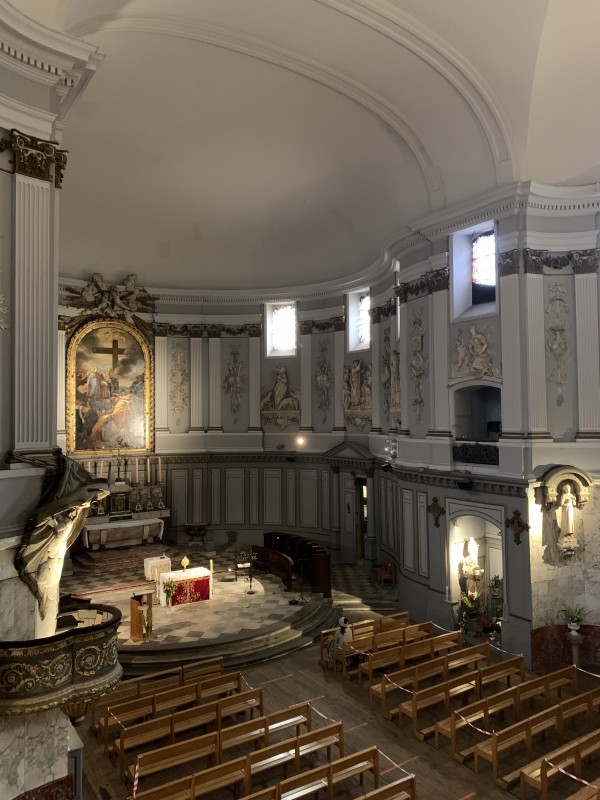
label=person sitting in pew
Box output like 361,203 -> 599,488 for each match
327,617 -> 353,670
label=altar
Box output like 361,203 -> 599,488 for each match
82,517 -> 164,550
158,567 -> 212,606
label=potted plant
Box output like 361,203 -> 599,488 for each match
558,604 -> 587,633
489,575 -> 503,598
163,578 -> 176,609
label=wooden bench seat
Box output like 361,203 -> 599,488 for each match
264,701 -> 312,741
333,635 -> 375,679
127,756 -> 246,800
319,613 -> 409,666
371,642 -> 490,717
520,727 -> 600,799
243,722 -> 344,794
124,731 -> 218,790
399,672 -> 478,740
357,628 -> 460,685
476,655 -> 526,695
363,776 -> 416,800
278,746 -> 379,800
474,687 -> 600,788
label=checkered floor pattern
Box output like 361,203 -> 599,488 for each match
60,545 -> 399,647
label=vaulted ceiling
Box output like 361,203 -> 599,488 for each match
9,0 -> 600,293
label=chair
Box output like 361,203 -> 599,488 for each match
373,561 -> 396,587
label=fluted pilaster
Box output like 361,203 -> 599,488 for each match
300,331 -> 312,430
428,287 -> 450,434
524,273 -> 549,436
334,329 -> 345,430
190,337 -> 203,430
575,272 -> 600,436
154,337 -> 168,431
208,337 -> 222,431
248,336 -> 261,430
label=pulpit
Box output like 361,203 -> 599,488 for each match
130,590 -> 153,642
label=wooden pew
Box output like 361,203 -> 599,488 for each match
520,727 -> 600,800
243,722 -> 344,794
359,631 -> 461,685
372,641 -> 490,717
91,657 -> 223,731
124,731 -> 218,790
243,789 -> 278,800
333,635 -> 375,679
567,778 -> 600,799
278,746 -> 380,800
126,757 -> 246,800
113,688 -> 263,774
398,672 -> 479,740
318,613 -> 409,666
264,701 -> 312,741
475,655 -> 526,695
363,776 -> 416,800
473,688 -> 600,788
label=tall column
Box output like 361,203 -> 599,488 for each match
427,267 -> 450,435
13,173 -> 56,450
190,336 -> 203,431
299,323 -> 312,430
364,473 -> 377,561
574,254 -> 600,436
248,334 -> 261,430
154,336 -> 168,435
499,250 -> 524,435
522,251 -> 550,437
334,325 -> 345,430
370,313 -> 381,432
208,336 -> 222,431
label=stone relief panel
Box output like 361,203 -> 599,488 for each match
342,359 -> 372,431
409,308 -> 428,423
452,323 -> 500,379
168,339 -> 189,430
545,282 -> 569,407
314,340 -> 332,424
380,326 -> 401,427
64,272 -> 155,323
261,367 -> 300,429
222,343 -> 246,423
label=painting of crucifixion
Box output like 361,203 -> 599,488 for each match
66,319 -> 154,454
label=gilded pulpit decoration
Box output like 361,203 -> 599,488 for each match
409,309 -> 428,423
261,367 -> 300,429
452,324 -> 499,379
223,343 -> 246,422
380,327 -> 401,426
427,497 -> 445,528
505,509 -> 530,545
314,340 -> 332,423
64,273 -> 155,325
0,129 -> 68,187
545,282 -> 569,406
342,360 -> 372,431
169,341 -> 190,426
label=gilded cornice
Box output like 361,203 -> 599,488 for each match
396,268 -> 449,304
299,316 -> 345,335
0,129 -> 68,187
498,249 -> 520,277
523,248 -> 599,274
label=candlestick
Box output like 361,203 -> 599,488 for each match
135,458 -> 139,483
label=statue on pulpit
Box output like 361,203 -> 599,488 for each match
15,456 -> 109,632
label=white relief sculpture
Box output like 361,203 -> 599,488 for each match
66,272 -> 155,323
546,282 -> 569,406
342,358 -> 372,430
555,482 -> 580,557
409,309 -> 428,423
223,343 -> 246,422
261,367 -> 300,429
168,341 -> 189,426
314,340 -> 332,423
381,326 -> 401,426
0,293 -> 8,330
452,324 -> 499,378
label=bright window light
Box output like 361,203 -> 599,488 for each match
358,293 -> 371,345
472,232 -> 496,286
272,304 -> 296,353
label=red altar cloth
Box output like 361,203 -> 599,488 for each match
171,576 -> 211,605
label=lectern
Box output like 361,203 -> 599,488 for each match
130,591 -> 153,642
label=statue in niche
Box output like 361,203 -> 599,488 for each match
555,482 -> 580,557
342,359 -> 372,430
260,367 -> 300,429
314,340 -> 332,423
14,457 -> 109,632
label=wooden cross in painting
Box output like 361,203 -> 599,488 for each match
93,338 -> 126,370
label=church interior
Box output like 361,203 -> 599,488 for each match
2,1 -> 600,798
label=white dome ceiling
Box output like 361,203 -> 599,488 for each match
9,0 -> 600,293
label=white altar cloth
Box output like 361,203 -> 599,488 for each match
144,555 -> 172,581
158,566 -> 212,606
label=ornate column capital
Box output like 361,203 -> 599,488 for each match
0,129 -> 68,187
395,268 -> 449,304
498,249 -> 520,277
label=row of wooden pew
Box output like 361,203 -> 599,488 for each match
318,611 -> 409,667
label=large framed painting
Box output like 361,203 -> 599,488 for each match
66,319 -> 154,454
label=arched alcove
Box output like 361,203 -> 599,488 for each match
452,383 -> 502,442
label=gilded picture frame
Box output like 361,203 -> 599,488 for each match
66,319 -> 154,454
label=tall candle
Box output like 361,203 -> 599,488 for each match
158,457 -> 162,477
135,458 -> 139,483
147,457 -> 150,483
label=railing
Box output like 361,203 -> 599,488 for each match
0,603 -> 122,724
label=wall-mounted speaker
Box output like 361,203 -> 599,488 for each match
456,479 -> 474,491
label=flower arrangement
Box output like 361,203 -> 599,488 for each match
461,591 -> 480,611
163,578 -> 177,605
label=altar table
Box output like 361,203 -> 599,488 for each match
158,566 -> 212,607
83,517 -> 164,550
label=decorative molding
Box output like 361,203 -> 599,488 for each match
0,291 -> 8,330
63,273 -> 155,324
168,340 -> 189,426
380,326 -> 401,425
523,248 -> 599,274
370,299 -> 396,324
409,308 -> 428,423
452,323 -> 500,379
223,343 -> 246,423
453,442 -> 499,466
314,340 -> 332,424
498,249 -> 520,277
545,282 -> 569,407
427,496 -> 445,528
0,129 -> 67,187
505,509 -> 530,545
396,268 -> 449,304
299,315 -> 345,334
261,367 -> 300,429
523,248 -> 545,274
342,359 -> 372,431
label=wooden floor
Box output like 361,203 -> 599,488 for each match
80,638 -> 591,800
